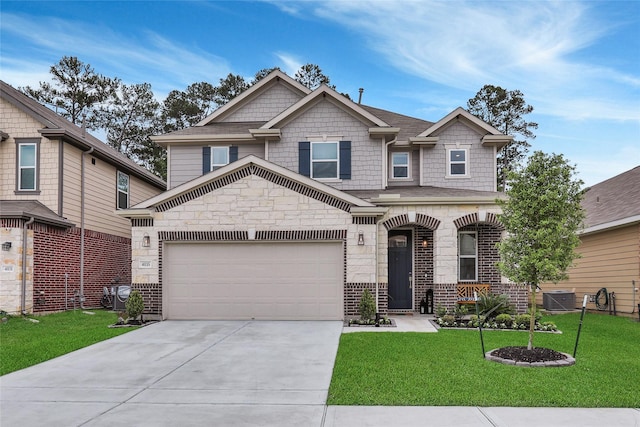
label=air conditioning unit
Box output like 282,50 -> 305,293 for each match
543,290 -> 575,311
112,285 -> 131,311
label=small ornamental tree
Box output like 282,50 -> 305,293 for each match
358,289 -> 376,322
496,151 -> 584,350
125,290 -> 145,323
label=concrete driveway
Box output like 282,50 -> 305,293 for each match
1,320 -> 343,427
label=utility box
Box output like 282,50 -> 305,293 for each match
112,285 -> 131,311
543,290 -> 575,311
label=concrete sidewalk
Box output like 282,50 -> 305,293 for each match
324,406 -> 640,427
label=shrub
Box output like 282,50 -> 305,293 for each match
125,290 -> 144,321
514,314 -> 531,328
495,313 -> 513,328
477,291 -> 515,319
440,315 -> 455,326
435,304 -> 447,318
358,288 -> 376,321
453,304 -> 468,320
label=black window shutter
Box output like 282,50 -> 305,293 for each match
339,140 -> 351,180
202,147 -> 211,174
229,146 -> 238,162
299,141 -> 310,177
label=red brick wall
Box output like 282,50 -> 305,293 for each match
33,225 -> 131,312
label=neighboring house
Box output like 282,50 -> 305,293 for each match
539,166 -> 640,315
117,70 -> 527,320
0,81 -> 166,315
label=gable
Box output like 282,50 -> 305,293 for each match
197,70 -> 310,126
156,173 -> 355,230
221,81 -> 305,122
154,162 -> 354,213
129,155 -> 376,217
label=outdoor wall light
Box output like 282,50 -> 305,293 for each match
1,242 -> 11,251
142,234 -> 150,248
422,238 -> 428,248
357,231 -> 365,246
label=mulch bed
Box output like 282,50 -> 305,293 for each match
490,346 -> 567,363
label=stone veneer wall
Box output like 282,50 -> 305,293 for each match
0,219 -> 33,315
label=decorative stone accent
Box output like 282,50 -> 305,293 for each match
485,350 -> 576,367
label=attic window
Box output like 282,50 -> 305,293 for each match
391,152 -> 410,179
447,148 -> 468,177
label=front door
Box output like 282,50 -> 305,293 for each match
388,230 -> 412,309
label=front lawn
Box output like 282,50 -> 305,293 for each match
0,310 -> 134,376
328,313 -> 639,407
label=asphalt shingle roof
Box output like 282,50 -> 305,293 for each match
0,200 -> 75,228
582,165 -> 640,228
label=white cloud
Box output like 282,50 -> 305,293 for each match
0,13 -> 232,99
285,0 -> 639,123
274,52 -> 303,76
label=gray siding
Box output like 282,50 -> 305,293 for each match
223,82 -> 303,122
237,143 -> 265,160
169,145 -> 202,189
169,143 -> 265,189
269,99 -> 383,191
422,122 -> 496,191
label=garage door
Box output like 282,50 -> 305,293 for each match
163,241 -> 344,320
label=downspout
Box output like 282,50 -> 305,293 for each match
383,137 -> 397,188
80,146 -> 94,309
21,217 -> 35,315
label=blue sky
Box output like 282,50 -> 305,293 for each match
1,0 -> 638,187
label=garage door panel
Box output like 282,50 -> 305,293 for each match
164,242 -> 343,320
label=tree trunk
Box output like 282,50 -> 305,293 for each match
528,283 -> 536,350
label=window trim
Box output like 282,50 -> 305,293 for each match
15,139 -> 40,193
447,147 -> 469,178
210,146 -> 230,171
310,141 -> 339,180
390,152 -> 411,180
458,231 -> 478,282
116,170 -> 130,210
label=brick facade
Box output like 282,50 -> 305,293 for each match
344,282 -> 388,316
0,220 -> 131,314
32,225 -> 131,312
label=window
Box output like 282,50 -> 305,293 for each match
391,152 -> 410,179
202,146 -> 238,174
311,141 -> 338,179
388,234 -> 408,248
211,146 -> 229,171
448,149 -> 468,176
117,171 -> 129,209
458,231 -> 477,281
17,141 -> 38,191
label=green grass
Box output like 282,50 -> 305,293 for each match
0,310 -> 135,376
328,313 -> 640,407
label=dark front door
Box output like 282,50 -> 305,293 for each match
388,230 -> 412,309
